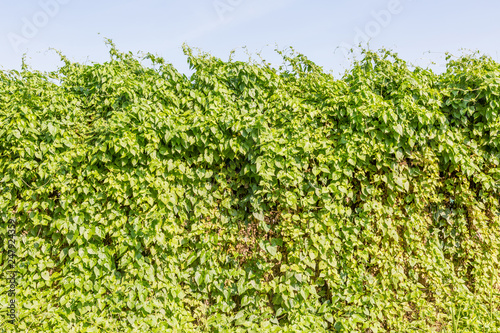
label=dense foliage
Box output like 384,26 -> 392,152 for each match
1,42 -> 500,332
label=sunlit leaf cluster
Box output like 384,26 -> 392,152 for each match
1,42 -> 500,332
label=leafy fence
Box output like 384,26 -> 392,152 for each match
1,42 -> 500,332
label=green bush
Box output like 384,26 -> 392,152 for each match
1,42 -> 500,332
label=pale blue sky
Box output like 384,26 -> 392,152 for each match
1,0 -> 499,76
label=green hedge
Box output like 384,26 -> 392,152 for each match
1,42 -> 500,332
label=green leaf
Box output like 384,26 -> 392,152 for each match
41,271 -> 50,281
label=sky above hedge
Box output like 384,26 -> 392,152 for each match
0,0 -> 498,75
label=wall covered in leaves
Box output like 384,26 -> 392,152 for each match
1,41 -> 500,332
